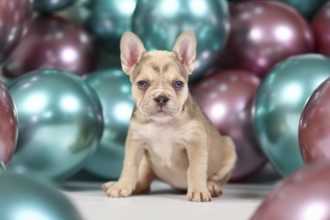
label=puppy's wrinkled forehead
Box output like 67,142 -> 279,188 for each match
131,51 -> 187,82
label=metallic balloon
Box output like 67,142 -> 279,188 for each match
34,0 -> 78,13
133,0 -> 230,82
0,0 -> 33,63
312,2 -> 330,57
192,70 -> 266,181
0,81 -> 18,166
254,54 -> 330,176
84,68 -> 134,179
228,0 -> 328,20
83,0 -> 137,55
3,16 -> 96,78
7,69 -> 103,181
218,1 -> 314,78
251,160 -> 330,220
0,172 -> 82,220
299,78 -> 330,164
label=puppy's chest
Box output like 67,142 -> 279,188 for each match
137,124 -> 183,168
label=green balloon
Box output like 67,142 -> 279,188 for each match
83,0 -> 137,54
254,54 -> 330,176
84,68 -> 134,179
34,0 -> 78,13
133,0 -> 229,82
7,69 -> 103,181
0,173 -> 82,220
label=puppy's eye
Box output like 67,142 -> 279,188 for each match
137,80 -> 149,90
173,81 -> 184,90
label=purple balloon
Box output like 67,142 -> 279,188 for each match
192,70 -> 266,181
3,16 -> 96,78
312,2 -> 330,57
299,78 -> 330,164
0,81 -> 18,166
251,160 -> 330,220
218,1 -> 314,78
0,0 -> 33,63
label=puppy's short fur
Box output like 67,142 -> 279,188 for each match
102,31 -> 237,202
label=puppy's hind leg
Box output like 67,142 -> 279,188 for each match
208,136 -> 237,197
134,155 -> 155,194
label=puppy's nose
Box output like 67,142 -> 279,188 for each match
154,96 -> 169,107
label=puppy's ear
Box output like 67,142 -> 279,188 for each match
120,32 -> 146,75
173,31 -> 197,75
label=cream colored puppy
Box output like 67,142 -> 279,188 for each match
102,31 -> 237,202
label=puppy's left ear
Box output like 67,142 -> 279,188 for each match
173,31 -> 197,75
120,32 -> 146,75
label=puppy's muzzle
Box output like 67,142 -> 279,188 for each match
154,95 -> 169,107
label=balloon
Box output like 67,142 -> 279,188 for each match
254,54 -> 330,176
3,16 -> 96,79
34,0 -> 78,13
218,1 -> 314,78
192,70 -> 266,181
0,172 -> 82,220
0,0 -> 33,63
0,81 -> 18,167
251,160 -> 330,220
0,162 -> 4,172
0,76 -> 10,85
84,68 -> 134,179
312,2 -> 330,57
83,0 -> 137,55
7,69 -> 103,181
228,0 -> 327,20
299,78 -> 330,164
133,0 -> 230,83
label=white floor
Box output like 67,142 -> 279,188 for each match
64,181 -> 272,220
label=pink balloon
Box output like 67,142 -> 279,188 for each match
0,81 -> 18,166
218,1 -> 314,78
251,160 -> 330,220
3,16 -> 96,78
312,2 -> 330,57
299,78 -> 330,164
192,70 -> 266,181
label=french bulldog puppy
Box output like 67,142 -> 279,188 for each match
102,31 -> 237,202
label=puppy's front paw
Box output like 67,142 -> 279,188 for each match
102,181 -> 133,198
187,188 -> 211,202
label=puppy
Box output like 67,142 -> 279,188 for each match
102,31 -> 237,202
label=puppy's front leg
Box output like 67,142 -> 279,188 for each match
102,136 -> 143,198
186,140 -> 211,202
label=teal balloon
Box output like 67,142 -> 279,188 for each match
133,0 -> 230,82
0,173 -> 82,220
83,0 -> 137,54
0,161 -> 5,172
34,0 -> 78,13
7,69 -> 103,181
84,68 -> 134,179
254,54 -> 330,176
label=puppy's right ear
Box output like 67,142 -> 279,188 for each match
120,32 -> 146,75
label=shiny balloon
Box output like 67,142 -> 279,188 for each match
192,70 -> 266,181
34,0 -> 78,13
251,160 -> 330,220
228,0 -> 327,20
0,172 -> 82,220
299,78 -> 330,164
0,0 -> 33,63
3,16 -> 96,79
254,54 -> 330,176
0,81 -> 18,166
133,0 -> 230,82
312,2 -> 330,57
84,68 -> 134,179
7,69 -> 103,181
83,0 -> 137,55
0,162 -> 4,172
218,1 -> 314,78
